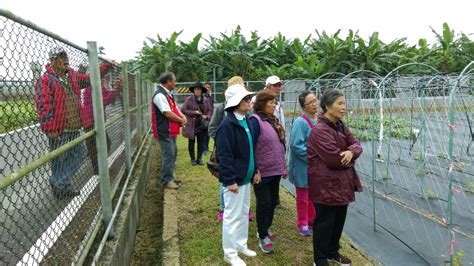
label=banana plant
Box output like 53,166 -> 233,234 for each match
132,23 -> 474,81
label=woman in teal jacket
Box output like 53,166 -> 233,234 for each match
288,91 -> 318,237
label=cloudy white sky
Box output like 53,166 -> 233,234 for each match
2,0 -> 473,61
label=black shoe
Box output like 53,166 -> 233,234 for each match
196,160 -> 204,165
192,160 -> 198,166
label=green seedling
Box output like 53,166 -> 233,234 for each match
380,172 -> 391,181
426,189 -> 438,200
437,151 -> 448,159
464,182 -> 474,194
416,165 -> 425,177
415,151 -> 424,160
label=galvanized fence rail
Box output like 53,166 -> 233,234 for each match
0,10 -> 152,265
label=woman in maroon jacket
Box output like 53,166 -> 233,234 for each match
307,89 -> 363,266
181,82 -> 213,165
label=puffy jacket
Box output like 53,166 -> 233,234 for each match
307,113 -> 363,206
248,113 -> 287,178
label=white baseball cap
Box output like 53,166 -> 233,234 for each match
224,84 -> 256,110
265,75 -> 282,86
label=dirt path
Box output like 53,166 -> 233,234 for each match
130,144 -> 164,265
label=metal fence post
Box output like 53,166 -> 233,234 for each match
143,81 -> 149,129
136,77 -> 143,142
87,41 -> 112,225
122,63 -> 132,173
144,81 -> 150,130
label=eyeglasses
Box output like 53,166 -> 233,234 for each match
305,100 -> 317,106
271,83 -> 283,87
242,95 -> 253,103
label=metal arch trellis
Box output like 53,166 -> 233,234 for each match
447,61 -> 474,265
307,72 -> 346,95
372,63 -> 440,204
455,72 -> 474,157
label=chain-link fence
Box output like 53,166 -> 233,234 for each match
0,10 -> 152,265
174,80 -> 265,105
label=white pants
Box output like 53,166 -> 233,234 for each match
222,183 -> 251,259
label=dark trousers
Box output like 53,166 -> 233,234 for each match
85,128 -> 111,175
204,130 -> 210,152
188,129 -> 206,162
312,203 -> 348,264
253,176 -> 281,239
158,137 -> 177,185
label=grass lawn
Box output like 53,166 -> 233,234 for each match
174,136 -> 375,265
0,100 -> 37,134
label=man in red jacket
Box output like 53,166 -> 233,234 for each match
35,48 -> 87,199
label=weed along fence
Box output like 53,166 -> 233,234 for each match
0,10 -> 153,264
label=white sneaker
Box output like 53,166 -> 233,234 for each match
224,256 -> 246,265
238,248 -> 257,257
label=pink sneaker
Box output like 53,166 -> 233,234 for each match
217,210 -> 224,222
298,226 -> 311,237
248,211 -> 254,221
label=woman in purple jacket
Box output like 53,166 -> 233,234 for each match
181,82 -> 213,165
248,91 -> 287,254
307,89 -> 363,266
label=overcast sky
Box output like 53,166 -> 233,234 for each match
2,0 -> 473,61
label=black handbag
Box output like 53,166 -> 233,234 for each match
207,147 -> 220,179
200,118 -> 209,129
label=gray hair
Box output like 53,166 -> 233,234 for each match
158,72 -> 176,85
320,89 -> 344,113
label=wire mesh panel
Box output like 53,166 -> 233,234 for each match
128,73 -> 138,150
0,12 -> 132,264
279,72 -> 474,264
